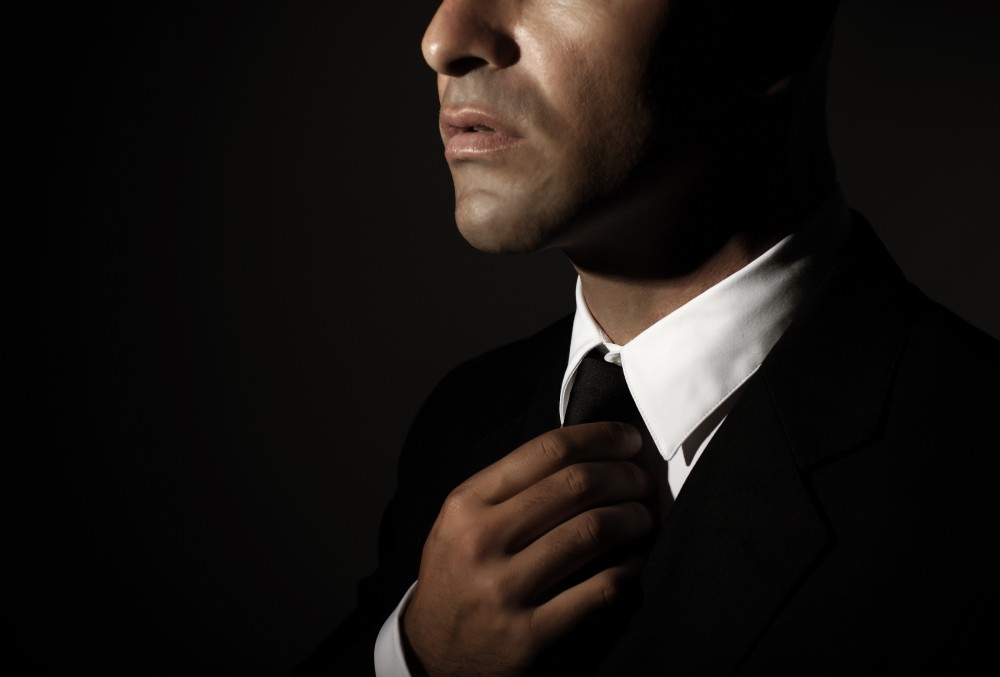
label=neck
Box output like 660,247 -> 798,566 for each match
573,229 -> 781,345
562,89 -> 836,345
566,172 -> 835,346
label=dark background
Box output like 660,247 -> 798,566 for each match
10,0 -> 998,674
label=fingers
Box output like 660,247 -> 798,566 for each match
509,501 -> 654,601
409,424 -> 654,672
467,422 -> 644,504
530,555 -> 645,640
497,460 -> 654,551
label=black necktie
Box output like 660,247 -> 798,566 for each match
565,348 -> 648,432
564,347 -> 672,520
535,348 -> 659,674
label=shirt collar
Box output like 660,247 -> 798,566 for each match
559,189 -> 852,461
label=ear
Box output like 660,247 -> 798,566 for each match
754,17 -> 835,101
742,1 -> 838,100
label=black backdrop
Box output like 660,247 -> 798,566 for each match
11,1 -> 999,674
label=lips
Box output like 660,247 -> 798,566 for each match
440,107 -> 525,159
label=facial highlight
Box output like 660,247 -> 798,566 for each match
422,0 -> 672,254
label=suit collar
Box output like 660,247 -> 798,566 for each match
595,212 -> 919,675
561,189 -> 853,468
449,214 -> 919,676
599,370 -> 831,675
760,210 -> 917,469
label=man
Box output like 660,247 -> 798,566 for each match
297,0 -> 999,674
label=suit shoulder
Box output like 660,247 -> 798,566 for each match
397,314 -> 572,458
886,288 -> 1000,473
430,313 -> 573,405
904,289 -> 1000,386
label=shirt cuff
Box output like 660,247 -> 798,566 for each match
374,581 -> 418,677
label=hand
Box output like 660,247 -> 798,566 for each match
402,422 -> 655,677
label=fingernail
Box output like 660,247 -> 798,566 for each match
623,424 -> 643,452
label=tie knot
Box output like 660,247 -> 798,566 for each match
564,348 -> 642,427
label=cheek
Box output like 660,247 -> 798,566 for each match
520,4 -> 665,184
549,47 -> 656,194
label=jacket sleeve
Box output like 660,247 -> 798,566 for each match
290,369 -> 475,676
290,489 -> 419,676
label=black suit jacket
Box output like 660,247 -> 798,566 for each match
297,213 -> 1000,675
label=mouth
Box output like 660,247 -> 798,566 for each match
440,107 -> 525,159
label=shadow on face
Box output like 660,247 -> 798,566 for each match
421,0 -> 841,274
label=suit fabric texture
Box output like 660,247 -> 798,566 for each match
296,213 -> 1000,675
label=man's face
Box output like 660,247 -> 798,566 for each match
422,0 -> 672,254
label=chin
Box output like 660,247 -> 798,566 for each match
455,216 -> 543,255
453,193 -> 560,255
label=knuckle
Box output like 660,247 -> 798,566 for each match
514,612 -> 547,658
537,431 -> 571,467
476,561 -> 527,612
441,488 -> 469,518
477,570 -> 509,607
577,512 -> 605,548
521,609 -> 542,646
495,563 -> 524,604
598,578 -> 621,607
455,527 -> 491,560
563,465 -> 594,497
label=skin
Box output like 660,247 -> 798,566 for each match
426,0 -> 670,259
407,1 -> 837,674
404,423 -> 653,676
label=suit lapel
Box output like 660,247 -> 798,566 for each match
761,212 -> 917,469
440,215 -> 919,676
598,372 -> 831,675
597,213 -> 920,675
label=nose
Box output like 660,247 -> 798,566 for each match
421,0 -> 519,76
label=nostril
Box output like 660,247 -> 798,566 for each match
421,7 -> 521,76
446,56 -> 491,77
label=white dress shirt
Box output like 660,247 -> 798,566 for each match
373,190 -> 852,676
